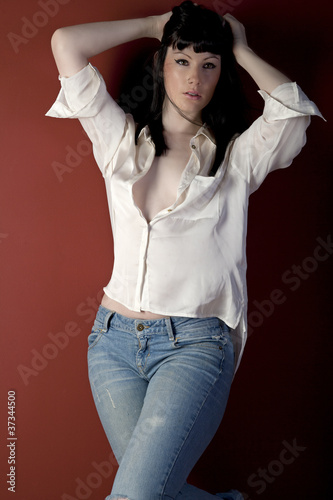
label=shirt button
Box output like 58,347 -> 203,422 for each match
167,209 -> 172,212
137,324 -> 144,331
191,144 -> 196,149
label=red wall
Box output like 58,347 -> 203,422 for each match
1,1 -> 331,499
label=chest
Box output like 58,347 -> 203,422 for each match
132,139 -> 192,223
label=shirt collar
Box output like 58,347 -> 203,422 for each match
137,125 -> 153,145
138,123 -> 216,146
194,124 -> 216,145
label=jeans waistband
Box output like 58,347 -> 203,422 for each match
96,305 -> 230,341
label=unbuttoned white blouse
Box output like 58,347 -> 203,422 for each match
46,63 -> 323,373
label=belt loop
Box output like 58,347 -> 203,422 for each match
103,310 -> 115,331
219,318 -> 231,333
165,317 -> 175,341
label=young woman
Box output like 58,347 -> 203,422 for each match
47,2 -> 323,499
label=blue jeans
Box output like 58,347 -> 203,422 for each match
87,305 -> 243,500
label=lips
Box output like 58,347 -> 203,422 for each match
184,90 -> 202,100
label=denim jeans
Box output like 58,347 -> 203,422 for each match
87,305 -> 243,500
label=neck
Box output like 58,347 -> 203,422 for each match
162,98 -> 203,136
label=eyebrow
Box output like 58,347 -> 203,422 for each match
173,51 -> 220,61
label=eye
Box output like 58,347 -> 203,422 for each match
175,59 -> 189,66
203,62 -> 217,69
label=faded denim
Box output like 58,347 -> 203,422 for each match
87,305 -> 243,500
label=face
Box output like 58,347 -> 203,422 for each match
162,45 -> 221,122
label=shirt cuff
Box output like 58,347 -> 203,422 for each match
258,82 -> 325,122
45,63 -> 102,119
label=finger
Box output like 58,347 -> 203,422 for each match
223,13 -> 238,22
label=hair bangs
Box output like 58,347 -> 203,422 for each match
170,26 -> 224,56
172,38 -> 223,56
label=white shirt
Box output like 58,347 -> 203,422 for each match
46,63 -> 323,373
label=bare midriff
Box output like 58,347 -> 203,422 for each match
101,294 -> 169,319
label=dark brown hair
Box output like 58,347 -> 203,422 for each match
135,1 -> 248,175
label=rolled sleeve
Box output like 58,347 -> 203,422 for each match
46,63 -> 127,176
230,81 -> 325,194
259,82 -> 324,122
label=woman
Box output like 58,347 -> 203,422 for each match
46,2 -> 323,499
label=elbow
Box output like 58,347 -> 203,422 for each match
50,28 -> 87,77
51,28 -> 69,56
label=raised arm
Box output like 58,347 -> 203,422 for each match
224,14 -> 291,94
51,12 -> 171,77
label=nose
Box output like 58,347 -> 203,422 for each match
187,66 -> 201,86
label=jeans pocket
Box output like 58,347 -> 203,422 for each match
87,307 -> 113,350
173,331 -> 227,351
87,328 -> 105,350
87,314 -> 107,350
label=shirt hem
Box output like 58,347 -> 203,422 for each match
102,287 -> 242,330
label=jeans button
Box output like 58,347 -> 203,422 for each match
137,324 -> 144,331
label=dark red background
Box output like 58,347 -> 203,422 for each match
1,0 -> 332,499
